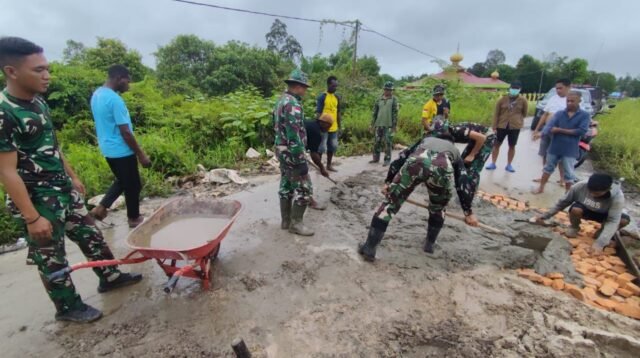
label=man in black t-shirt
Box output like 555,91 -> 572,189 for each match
304,114 -> 334,209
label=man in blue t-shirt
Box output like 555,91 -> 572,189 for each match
90,65 -> 150,228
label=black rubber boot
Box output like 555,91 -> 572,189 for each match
289,203 -> 314,236
424,213 -> 444,254
280,198 -> 292,229
423,226 -> 442,253
55,303 -> 102,323
98,272 -> 143,293
358,217 -> 387,262
369,154 -> 380,164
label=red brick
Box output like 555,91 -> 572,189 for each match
583,276 -> 602,288
611,265 -> 628,275
624,282 -> 640,296
594,297 -> 617,311
613,303 -> 640,319
547,272 -> 564,279
617,288 -> 634,298
551,279 -> 565,291
565,284 -> 585,301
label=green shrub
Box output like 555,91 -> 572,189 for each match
0,187 -> 24,246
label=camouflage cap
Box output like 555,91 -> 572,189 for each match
284,68 -> 311,87
428,115 -> 449,133
384,81 -> 394,90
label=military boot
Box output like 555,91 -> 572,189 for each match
423,225 -> 442,254
55,303 -> 102,323
289,203 -> 314,236
280,198 -> 292,230
369,154 -> 380,164
358,226 -> 386,262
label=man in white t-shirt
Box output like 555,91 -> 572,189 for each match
533,78 -> 570,184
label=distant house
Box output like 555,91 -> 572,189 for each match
405,52 -> 509,92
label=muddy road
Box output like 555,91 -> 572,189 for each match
1,125 -> 639,357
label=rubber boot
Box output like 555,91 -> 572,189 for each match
55,303 -> 103,323
423,225 -> 442,254
310,197 -> 327,211
358,217 -> 387,261
97,272 -> 143,293
369,154 -> 380,164
289,203 -> 314,236
566,213 -> 581,238
280,198 -> 292,230
382,159 -> 391,167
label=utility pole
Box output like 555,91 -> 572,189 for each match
352,20 -> 360,77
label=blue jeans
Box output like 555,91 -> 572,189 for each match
543,153 -> 576,182
319,131 -> 339,153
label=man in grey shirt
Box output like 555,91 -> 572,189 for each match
533,173 -> 630,252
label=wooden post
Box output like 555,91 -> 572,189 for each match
352,20 -> 360,77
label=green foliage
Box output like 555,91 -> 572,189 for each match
156,35 -> 291,97
82,38 -> 149,81
46,62 -> 104,128
265,19 -> 303,62
0,187 -> 24,246
592,100 -> 640,185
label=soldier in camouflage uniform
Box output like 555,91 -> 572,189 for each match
426,118 -> 496,226
274,69 -> 314,236
370,81 -> 399,166
358,134 -> 474,260
0,37 -> 142,323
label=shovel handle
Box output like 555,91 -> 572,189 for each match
405,198 -> 503,234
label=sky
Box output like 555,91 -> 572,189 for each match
1,0 -> 638,78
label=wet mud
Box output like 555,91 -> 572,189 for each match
2,127 -> 640,356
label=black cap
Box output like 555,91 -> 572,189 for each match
510,80 -> 523,89
587,173 -> 613,192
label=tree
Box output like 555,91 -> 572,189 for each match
62,39 -> 86,64
265,19 -> 303,62
155,34 -> 216,92
495,64 -> 516,84
484,49 -> 506,70
84,38 -> 149,81
562,58 -> 589,84
468,62 -> 487,77
514,54 -> 543,93
587,71 -> 616,93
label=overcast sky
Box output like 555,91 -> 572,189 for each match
2,0 -> 638,78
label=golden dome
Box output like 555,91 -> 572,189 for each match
450,52 -> 464,63
491,70 -> 499,79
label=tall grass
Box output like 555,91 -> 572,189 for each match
592,99 -> 640,185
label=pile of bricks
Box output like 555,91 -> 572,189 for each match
482,191 -> 640,320
477,191 -> 527,211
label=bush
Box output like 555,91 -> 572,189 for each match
0,187 -> 24,246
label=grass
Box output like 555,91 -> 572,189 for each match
592,99 -> 640,185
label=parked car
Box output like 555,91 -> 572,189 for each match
530,87 -> 594,130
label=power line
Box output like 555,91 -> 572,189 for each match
171,0 -> 356,27
360,25 -> 445,62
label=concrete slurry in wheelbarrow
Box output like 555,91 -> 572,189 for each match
2,138 -> 640,356
130,215 -> 230,250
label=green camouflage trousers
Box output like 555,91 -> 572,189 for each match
279,167 -> 313,206
458,133 -> 496,202
375,148 -> 453,223
373,127 -> 394,162
9,188 -> 120,313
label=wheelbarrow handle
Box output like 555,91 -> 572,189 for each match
164,275 -> 180,293
48,267 -> 72,282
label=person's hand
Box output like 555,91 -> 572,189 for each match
464,213 -> 479,227
464,154 -> 475,164
71,177 -> 86,196
321,168 -> 329,177
381,184 -> 390,195
138,152 -> 151,168
27,216 -> 53,245
492,126 -> 497,133
532,131 -> 541,141
551,127 -> 560,134
530,216 -> 544,224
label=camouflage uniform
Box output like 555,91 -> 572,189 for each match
371,86 -> 398,163
426,119 -> 496,211
0,89 -> 121,313
273,92 -> 312,206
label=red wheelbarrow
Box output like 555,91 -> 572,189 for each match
48,197 -> 242,293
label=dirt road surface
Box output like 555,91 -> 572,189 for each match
1,124 -> 639,357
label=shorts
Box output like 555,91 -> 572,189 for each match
319,131 -> 339,153
538,134 -> 551,157
543,153 -> 576,182
570,202 -> 631,223
496,128 -> 520,146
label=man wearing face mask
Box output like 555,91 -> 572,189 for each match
533,173 -> 630,254
486,80 -> 528,172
